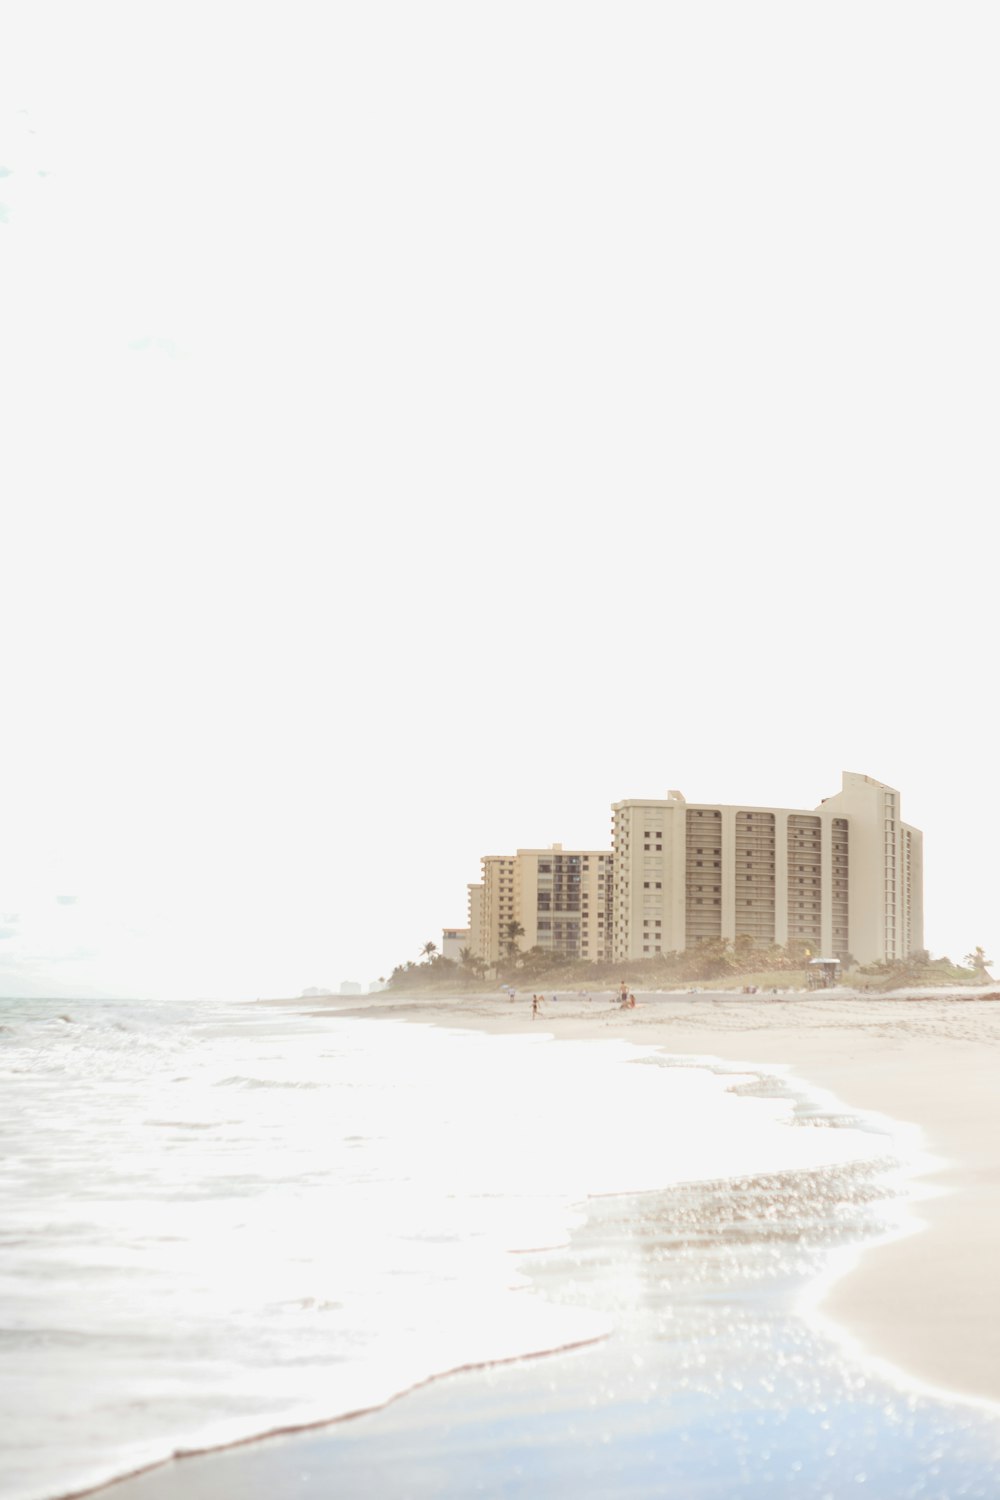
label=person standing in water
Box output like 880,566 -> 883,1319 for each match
532,994 -> 540,1020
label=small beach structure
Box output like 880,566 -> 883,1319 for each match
806,957 -> 841,990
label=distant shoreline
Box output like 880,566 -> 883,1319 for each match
295,979 -> 1000,1007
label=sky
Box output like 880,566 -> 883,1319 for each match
1,2 -> 997,1000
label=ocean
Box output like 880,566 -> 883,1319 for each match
2,996 -> 999,1500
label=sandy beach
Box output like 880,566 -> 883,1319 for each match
84,984 -> 1000,1500
332,985 -> 1000,1412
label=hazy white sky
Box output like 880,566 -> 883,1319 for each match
1,2 -> 997,999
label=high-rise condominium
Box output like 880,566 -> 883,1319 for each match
611,771 -> 922,966
470,846 -> 611,966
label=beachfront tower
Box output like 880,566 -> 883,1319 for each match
819,772 -> 923,965
478,855 -> 518,967
610,773 -> 922,968
470,846 -> 611,968
467,883 -> 485,960
513,845 -> 611,963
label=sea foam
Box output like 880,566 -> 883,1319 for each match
0,997 -> 893,1500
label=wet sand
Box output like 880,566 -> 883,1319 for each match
334,986 -> 1000,1409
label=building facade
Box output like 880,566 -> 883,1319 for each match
477,855 -> 518,966
819,772 -> 923,964
441,927 -> 470,961
610,772 -> 922,967
467,883 -> 484,961
467,845 -> 611,967
514,845 -> 611,962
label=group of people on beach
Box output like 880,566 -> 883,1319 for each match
525,985 -> 635,1018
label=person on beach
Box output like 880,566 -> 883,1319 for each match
532,994 -> 540,1019
619,980 -> 628,1006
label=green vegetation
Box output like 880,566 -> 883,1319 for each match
965,947 -> 994,982
386,942 -> 488,993
853,949 -> 991,992
504,921 -> 525,962
385,938 -> 995,995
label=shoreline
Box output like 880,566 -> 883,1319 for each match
329,986 -> 1000,1411
83,988 -> 1000,1500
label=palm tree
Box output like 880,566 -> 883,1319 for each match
420,941 -> 438,964
504,920 -> 525,961
965,947 -> 994,979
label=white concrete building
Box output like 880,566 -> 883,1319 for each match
513,845 -> 610,963
441,927 -> 470,961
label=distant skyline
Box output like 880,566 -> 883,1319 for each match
2,4 -> 997,999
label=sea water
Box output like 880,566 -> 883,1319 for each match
0,997 -> 996,1500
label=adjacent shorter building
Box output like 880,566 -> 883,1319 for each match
476,854 -> 518,966
514,845 -> 611,963
468,845 -> 611,966
441,927 -> 470,961
467,883 -> 484,961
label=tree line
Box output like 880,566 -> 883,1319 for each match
385,933 -> 994,992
